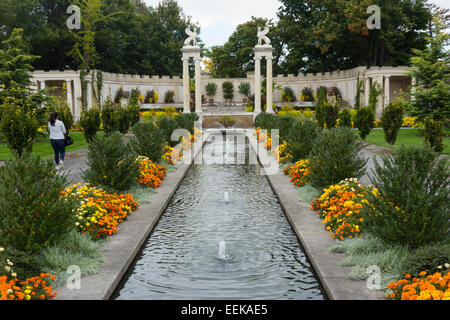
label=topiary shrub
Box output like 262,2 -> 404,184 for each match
238,82 -> 251,99
130,121 -> 166,162
424,119 -> 445,153
400,243 -> 450,277
286,119 -> 320,162
82,132 -> 139,192
309,128 -> 367,188
361,146 -> 450,248
101,98 -> 119,136
117,107 -> 130,135
354,106 -> 375,140
156,116 -> 180,147
323,101 -> 340,129
128,102 -> 141,128
80,107 -> 101,142
0,153 -> 77,256
339,109 -> 353,128
0,101 -> 39,157
222,82 -> 234,101
381,100 -> 404,146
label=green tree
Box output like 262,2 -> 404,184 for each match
207,17 -> 284,78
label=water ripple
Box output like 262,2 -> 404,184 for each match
114,136 -> 325,300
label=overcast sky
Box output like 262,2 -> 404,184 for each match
144,0 -> 450,48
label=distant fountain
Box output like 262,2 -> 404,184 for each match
217,240 -> 229,261
224,192 -> 230,203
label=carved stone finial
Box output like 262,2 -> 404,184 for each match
184,28 -> 198,47
257,26 -> 271,46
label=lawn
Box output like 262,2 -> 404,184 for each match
0,132 -> 90,160
365,128 -> 450,155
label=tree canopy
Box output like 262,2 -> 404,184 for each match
0,0 -> 199,76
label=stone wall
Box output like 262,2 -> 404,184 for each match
31,66 -> 413,120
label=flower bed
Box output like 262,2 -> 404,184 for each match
62,184 -> 140,240
1,248 -> 57,300
136,156 -> 167,188
386,269 -> 450,300
283,160 -> 311,187
272,141 -> 291,164
311,178 -> 378,240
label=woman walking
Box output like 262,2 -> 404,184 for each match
48,112 -> 67,170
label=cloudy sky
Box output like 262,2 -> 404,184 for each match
144,0 -> 449,48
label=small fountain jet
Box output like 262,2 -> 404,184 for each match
217,240 -> 230,261
224,192 -> 230,203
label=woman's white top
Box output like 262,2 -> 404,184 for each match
48,120 -> 67,140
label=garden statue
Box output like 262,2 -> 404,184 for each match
184,28 -> 198,47
257,26 -> 271,46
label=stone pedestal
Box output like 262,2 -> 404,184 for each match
254,45 -> 274,113
181,46 -> 202,113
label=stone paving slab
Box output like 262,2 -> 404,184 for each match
247,135 -> 386,300
55,134 -> 209,300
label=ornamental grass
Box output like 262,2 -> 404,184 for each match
283,160 -> 311,187
311,178 -> 378,241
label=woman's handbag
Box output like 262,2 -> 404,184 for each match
64,134 -> 74,146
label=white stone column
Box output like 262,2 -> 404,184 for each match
365,77 -> 370,107
73,79 -> 82,120
254,57 -> 262,113
86,80 -> 93,110
40,80 -> 46,90
66,80 -> 73,110
195,57 -> 202,113
182,57 -> 190,113
266,57 -> 273,113
411,76 -> 416,101
384,76 -> 390,108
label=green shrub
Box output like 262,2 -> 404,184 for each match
286,119 -> 320,162
424,119 -> 445,153
53,101 -> 74,132
117,107 -> 130,135
238,82 -> 251,98
101,98 -> 119,135
277,115 -> 298,142
323,101 -> 340,129
254,112 -> 279,130
309,128 -> 367,188
222,82 -> 234,100
0,153 -> 77,256
82,132 -> 139,192
400,243 -> 450,277
381,100 -> 404,146
361,146 -> 450,248
156,116 -> 180,147
339,109 -> 353,128
176,113 -> 198,134
368,82 -> 382,112
281,87 -> 296,102
128,103 -> 141,128
80,107 -> 101,142
0,101 -> 39,157
205,82 -> 218,98
130,121 -> 166,162
354,106 -> 375,140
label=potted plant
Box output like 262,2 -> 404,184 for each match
145,90 -> 159,104
222,81 -> 234,104
281,87 -> 296,105
114,87 -> 124,104
238,82 -> 251,103
218,116 -> 237,128
205,82 -> 218,104
301,87 -> 314,102
164,90 -> 175,104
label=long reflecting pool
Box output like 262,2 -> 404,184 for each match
113,134 -> 325,300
